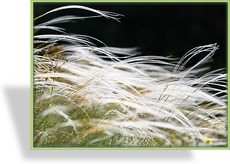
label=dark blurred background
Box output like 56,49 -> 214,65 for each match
34,3 -> 227,70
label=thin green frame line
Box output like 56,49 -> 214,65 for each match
31,0 -> 229,2
31,0 -> 230,150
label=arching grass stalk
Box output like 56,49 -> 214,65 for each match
33,5 -> 227,147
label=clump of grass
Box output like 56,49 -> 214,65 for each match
33,5 -> 227,147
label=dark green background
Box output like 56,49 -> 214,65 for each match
34,3 -> 227,70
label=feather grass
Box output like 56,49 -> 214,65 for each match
33,5 -> 227,147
